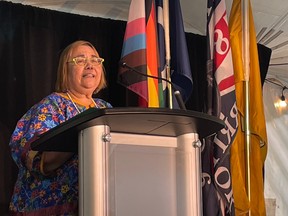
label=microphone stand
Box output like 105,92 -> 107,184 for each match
120,62 -> 186,110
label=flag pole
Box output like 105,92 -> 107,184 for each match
242,0 -> 251,214
163,0 -> 173,109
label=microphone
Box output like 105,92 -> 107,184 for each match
120,62 -> 186,110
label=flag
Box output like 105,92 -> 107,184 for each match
118,0 -> 192,108
146,0 -> 164,107
229,0 -> 268,215
118,0 -> 160,107
155,0 -> 166,107
202,0 -> 238,215
169,0 -> 193,103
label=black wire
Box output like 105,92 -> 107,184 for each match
265,78 -> 284,88
269,63 -> 288,66
265,78 -> 288,101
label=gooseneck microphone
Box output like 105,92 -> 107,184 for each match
120,62 -> 186,110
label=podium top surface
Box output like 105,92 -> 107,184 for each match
31,107 -> 225,152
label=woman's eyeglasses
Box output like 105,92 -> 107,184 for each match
68,56 -> 104,66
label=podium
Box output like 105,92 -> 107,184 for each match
31,108 -> 225,216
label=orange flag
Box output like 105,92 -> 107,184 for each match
229,0 -> 268,215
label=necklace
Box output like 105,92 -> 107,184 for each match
66,92 -> 97,114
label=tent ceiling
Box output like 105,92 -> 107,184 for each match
5,0 -> 288,85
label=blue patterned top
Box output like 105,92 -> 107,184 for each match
9,92 -> 112,215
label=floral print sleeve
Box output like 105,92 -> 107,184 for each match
9,94 -> 67,176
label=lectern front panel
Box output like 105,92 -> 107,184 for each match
107,132 -> 201,216
108,144 -> 177,216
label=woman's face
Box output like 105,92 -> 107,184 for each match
67,44 -> 103,96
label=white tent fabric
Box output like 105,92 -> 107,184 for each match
263,80 -> 288,216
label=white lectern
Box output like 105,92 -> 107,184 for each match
31,108 -> 224,216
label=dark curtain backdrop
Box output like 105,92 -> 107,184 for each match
0,1 -> 270,215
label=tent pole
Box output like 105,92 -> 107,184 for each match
242,0 -> 251,215
163,0 -> 173,109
